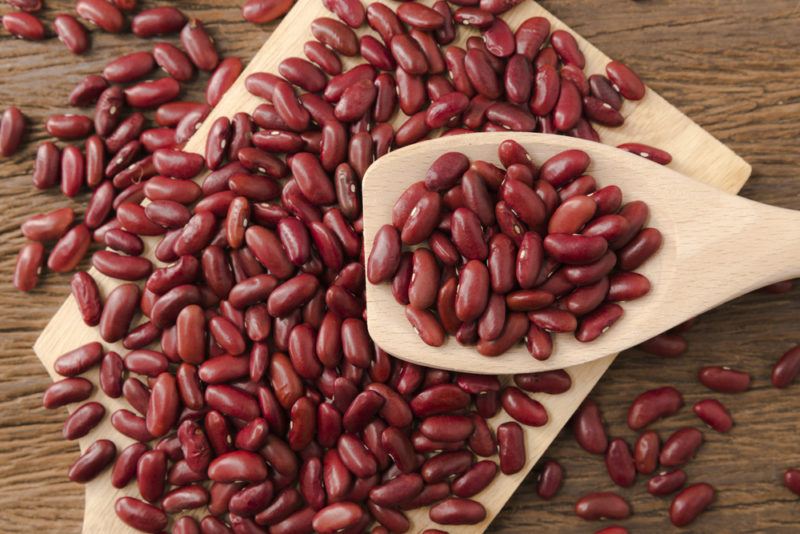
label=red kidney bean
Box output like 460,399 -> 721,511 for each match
513,370 -> 571,395
496,421 -> 525,474
693,399 -> 733,433
242,0 -> 293,23
784,469 -> 800,496
152,43 -> 195,81
618,142 -> 673,165
208,451 -> 267,483
607,271 -> 650,302
104,51 -> 154,84
533,459 -> 563,500
59,145 -> 84,197
6,0 -> 42,11
575,492 -> 630,521
429,498 -> 486,525
43,377 -> 93,409
181,18 -> 219,71
659,427 -> 703,467
637,332 -> 688,357
111,442 -> 147,488
634,430 -> 660,474
124,78 -> 181,108
137,449 -> 167,502
47,224 -> 90,273
75,0 -> 124,33
99,351 -> 123,399
2,11 -> 45,39
500,386 -> 547,427
0,107 -> 25,157
575,303 -> 623,342
54,342 -> 103,377
131,6 -> 185,36
312,17 -> 358,56
115,496 -> 167,533
647,469 -> 687,497
697,366 -> 751,393
574,399 -> 608,454
12,242 -> 43,292
32,141 -> 60,189
618,227 -> 662,270
670,483 -> 715,527
98,283 -> 140,342
46,114 -> 92,140
628,386 -> 684,430
206,57 -> 243,107
772,345 -> 800,388
606,60 -> 645,100
69,439 -> 116,483
605,438 -> 636,487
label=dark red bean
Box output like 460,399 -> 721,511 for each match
242,0 -> 293,23
670,483 -> 715,527
69,439 -> 116,483
2,11 -> 45,39
634,430 -> 660,474
574,399 -> 608,454
12,242 -> 44,292
115,496 -> 168,533
772,345 -> 800,388
605,438 -> 636,487
618,142 -> 672,165
693,399 -> 733,433
153,42 -> 195,82
606,60 -> 645,100
536,459 -> 563,499
180,19 -> 219,71
697,366 -> 751,393
628,386 -> 684,430
659,427 -> 703,467
429,498 -> 486,525
76,0 -> 124,33
501,387 -> 548,426
575,492 -> 630,521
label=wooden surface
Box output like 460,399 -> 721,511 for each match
0,0 -> 798,533
30,0 -> 757,531
364,133 -> 800,374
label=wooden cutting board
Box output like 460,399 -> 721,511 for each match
33,0 -> 752,532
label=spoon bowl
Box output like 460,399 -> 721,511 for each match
363,132 -> 800,374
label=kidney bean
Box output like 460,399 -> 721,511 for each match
62,402 -> 106,440
207,450 -> 267,483
500,386 -> 548,427
130,6 -> 185,36
98,351 -> 123,399
69,439 -> 116,483
12,242 -> 43,292
692,399 -> 733,433
637,332 -> 688,358
575,302 -> 623,342
628,386 -> 684,430
75,0 -> 124,32
181,18 -> 219,71
2,11 -> 45,39
45,223 -> 89,273
632,430 -> 660,475
429,497 -> 486,525
135,449 -> 167,502
575,492 -> 630,521
115,496 -> 167,533
604,438 -> 636,487
445,460 -> 494,498
110,442 -> 147,489
54,342 -> 103,377
643,468 -> 687,499
670,483 -> 715,527
573,399 -> 608,454
42,377 -> 92,409
30,141 -> 60,189
697,366 -> 751,393
475,311 -> 526,355
771,344 -> 800,388
0,107 -> 26,159
206,57 -> 242,107
659,427 -> 703,467
126,76 -> 182,110
242,0 -> 292,23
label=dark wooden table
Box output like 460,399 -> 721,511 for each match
1,1 -> 798,532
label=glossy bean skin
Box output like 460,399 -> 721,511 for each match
115,497 -> 168,533
693,399 -> 733,432
628,386 -> 684,430
573,399 -> 608,454
697,366 -> 751,393
429,498 -> 486,525
69,439 -> 117,483
648,469 -> 687,496
536,459 -> 564,499
659,427 -> 703,467
574,492 -> 630,521
669,483 -> 715,527
634,430 -> 660,474
772,345 -> 800,388
605,438 -> 636,487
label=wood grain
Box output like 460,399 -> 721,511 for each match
33,0 -> 756,531
0,1 -> 798,533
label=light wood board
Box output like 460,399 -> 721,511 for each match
32,0 -> 752,532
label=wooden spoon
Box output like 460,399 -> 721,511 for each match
363,132 -> 800,375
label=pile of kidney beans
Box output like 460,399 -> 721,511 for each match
368,142 -> 660,358
3,0 -> 799,532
